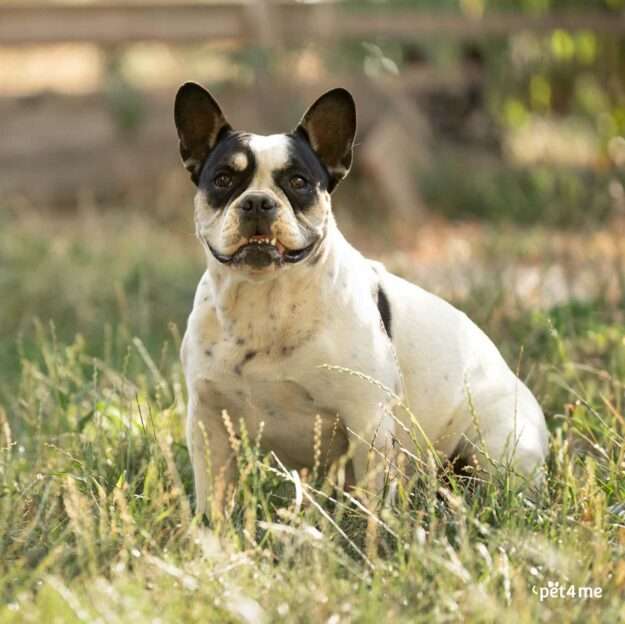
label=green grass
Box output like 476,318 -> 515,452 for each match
419,158 -> 622,227
1,209 -> 625,623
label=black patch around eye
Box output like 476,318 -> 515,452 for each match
197,132 -> 255,210
272,135 -> 329,212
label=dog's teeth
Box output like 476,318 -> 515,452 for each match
246,236 -> 278,246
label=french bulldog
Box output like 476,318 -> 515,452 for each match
175,83 -> 548,516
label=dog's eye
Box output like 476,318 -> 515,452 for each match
289,175 -> 309,191
214,173 -> 233,188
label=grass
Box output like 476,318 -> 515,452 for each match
419,157 -> 623,228
1,207 -> 625,623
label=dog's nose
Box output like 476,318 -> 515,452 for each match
238,193 -> 278,237
239,193 -> 277,218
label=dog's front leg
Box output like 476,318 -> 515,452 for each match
186,396 -> 236,519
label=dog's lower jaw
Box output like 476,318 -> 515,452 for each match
205,238 -> 318,269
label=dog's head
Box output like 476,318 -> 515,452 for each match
174,83 -> 356,278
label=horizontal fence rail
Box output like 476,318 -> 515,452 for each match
0,3 -> 624,46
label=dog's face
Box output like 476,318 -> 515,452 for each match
174,84 -> 356,278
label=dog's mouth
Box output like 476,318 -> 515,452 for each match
208,235 -> 316,268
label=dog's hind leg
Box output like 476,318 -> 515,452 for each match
455,378 -> 548,486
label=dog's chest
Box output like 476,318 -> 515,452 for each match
194,343 -> 349,469
183,310 -> 347,468
183,264 -> 381,469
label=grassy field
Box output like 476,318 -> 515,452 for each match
1,206 -> 625,623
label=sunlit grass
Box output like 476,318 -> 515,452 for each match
1,210 -> 625,622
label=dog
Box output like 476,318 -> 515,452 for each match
175,83 -> 548,516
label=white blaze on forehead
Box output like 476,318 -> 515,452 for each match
247,134 -> 290,185
230,151 -> 248,171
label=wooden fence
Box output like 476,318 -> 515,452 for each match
2,2 -> 624,205
1,2 -> 624,47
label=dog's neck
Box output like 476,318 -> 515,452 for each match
202,217 -> 356,351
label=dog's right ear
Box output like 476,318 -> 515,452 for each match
174,82 -> 231,184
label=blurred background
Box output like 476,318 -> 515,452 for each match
2,0 -> 625,385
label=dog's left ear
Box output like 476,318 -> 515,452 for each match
295,88 -> 356,192
175,82 -> 231,184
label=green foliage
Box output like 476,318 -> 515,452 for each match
420,159 -> 622,225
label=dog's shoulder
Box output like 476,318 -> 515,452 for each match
181,271 -> 220,368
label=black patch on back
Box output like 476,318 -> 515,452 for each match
197,131 -> 256,210
271,133 -> 330,212
377,286 -> 392,339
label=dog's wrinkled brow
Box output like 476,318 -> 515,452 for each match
247,134 -> 291,176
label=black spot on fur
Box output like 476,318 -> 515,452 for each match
234,349 -> 257,375
205,349 -> 212,357
377,286 -> 392,339
236,337 -> 245,346
300,387 -> 314,402
242,350 -> 257,362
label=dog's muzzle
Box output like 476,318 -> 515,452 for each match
208,236 -> 316,269
206,192 -> 317,269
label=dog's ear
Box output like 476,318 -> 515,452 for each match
295,88 -> 356,192
174,82 -> 231,184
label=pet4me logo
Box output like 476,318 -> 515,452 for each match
532,580 -> 603,602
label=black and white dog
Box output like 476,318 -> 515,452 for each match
175,83 -> 548,516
